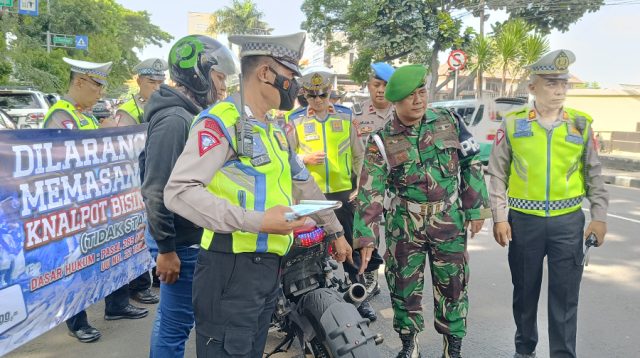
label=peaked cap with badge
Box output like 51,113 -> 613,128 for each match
228,32 -> 306,76
301,65 -> 335,95
63,57 -> 112,85
133,58 -> 168,81
527,49 -> 576,80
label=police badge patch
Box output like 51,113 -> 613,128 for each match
62,120 -> 75,129
198,130 -> 220,156
514,119 -> 533,138
304,122 -> 315,134
331,120 -> 343,132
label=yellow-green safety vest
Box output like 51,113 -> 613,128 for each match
195,101 -> 294,256
290,105 -> 353,194
506,107 -> 592,217
117,97 -> 143,124
43,99 -> 98,130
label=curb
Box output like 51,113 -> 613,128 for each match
602,174 -> 640,189
600,155 -> 640,171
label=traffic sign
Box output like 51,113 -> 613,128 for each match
75,35 -> 88,50
447,50 -> 467,71
52,34 -> 75,47
17,0 -> 37,16
0,0 -> 14,8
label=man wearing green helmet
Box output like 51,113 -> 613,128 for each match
140,35 -> 239,357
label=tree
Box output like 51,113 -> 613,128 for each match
492,19 -> 549,96
302,0 -> 475,93
464,0 -> 604,34
208,0 -> 272,41
467,35 -> 496,98
0,0 -> 172,96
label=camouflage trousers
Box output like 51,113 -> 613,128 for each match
384,204 -> 469,338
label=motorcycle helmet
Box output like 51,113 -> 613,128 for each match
168,35 -> 239,107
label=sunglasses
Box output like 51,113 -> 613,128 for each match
81,77 -> 106,90
306,93 -> 328,99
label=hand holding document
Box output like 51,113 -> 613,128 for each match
284,200 -> 342,222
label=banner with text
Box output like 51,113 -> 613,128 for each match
0,126 -> 152,355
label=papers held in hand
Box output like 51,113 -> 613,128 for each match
284,200 -> 343,222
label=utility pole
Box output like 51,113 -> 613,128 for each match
46,0 -> 51,53
477,0 -> 485,99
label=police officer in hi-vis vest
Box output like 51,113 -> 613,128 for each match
43,58 -> 114,129
163,32 -> 353,358
487,49 -> 609,358
115,57 -> 168,126
43,58 -> 149,343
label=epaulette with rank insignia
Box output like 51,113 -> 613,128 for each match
333,104 -> 352,115
288,106 -> 307,121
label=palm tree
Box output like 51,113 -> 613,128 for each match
494,19 -> 530,96
509,33 -> 549,95
208,0 -> 273,47
467,35 -> 496,98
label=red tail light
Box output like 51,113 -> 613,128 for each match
294,226 -> 325,247
26,113 -> 44,123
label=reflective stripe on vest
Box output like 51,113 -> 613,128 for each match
43,99 -> 98,130
194,101 -> 294,256
118,98 -> 143,124
506,107 -> 591,217
293,112 -> 352,193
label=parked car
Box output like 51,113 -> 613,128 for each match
0,108 -> 17,130
430,97 -> 528,164
0,87 -> 50,129
92,99 -> 114,120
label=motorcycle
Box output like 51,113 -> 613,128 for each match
266,224 -> 383,357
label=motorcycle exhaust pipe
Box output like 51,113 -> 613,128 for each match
343,283 -> 368,307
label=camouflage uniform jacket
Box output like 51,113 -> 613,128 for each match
352,108 -> 491,249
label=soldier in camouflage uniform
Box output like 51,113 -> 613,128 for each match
353,65 -> 491,358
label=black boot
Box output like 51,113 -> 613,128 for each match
442,335 -> 462,358
396,333 -> 421,358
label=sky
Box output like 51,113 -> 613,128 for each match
115,0 -> 640,88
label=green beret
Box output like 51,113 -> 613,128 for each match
384,64 -> 427,102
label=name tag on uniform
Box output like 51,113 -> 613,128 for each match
305,134 -> 320,141
384,135 -> 412,167
513,119 -> 533,138
565,134 -> 584,144
331,120 -> 343,132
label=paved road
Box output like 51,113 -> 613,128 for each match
6,184 -> 640,358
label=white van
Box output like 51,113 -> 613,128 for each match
430,97 -> 527,164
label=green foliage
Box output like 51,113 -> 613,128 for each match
0,0 -> 172,96
302,0 -> 475,92
208,0 -> 272,36
493,19 -> 549,95
499,0 -> 604,34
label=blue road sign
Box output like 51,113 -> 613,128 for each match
17,0 -> 38,16
75,35 -> 88,50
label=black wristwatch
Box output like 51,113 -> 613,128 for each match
325,230 -> 344,242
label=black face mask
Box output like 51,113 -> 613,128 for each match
267,67 -> 299,111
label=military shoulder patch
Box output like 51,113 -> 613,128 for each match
198,130 -> 220,156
